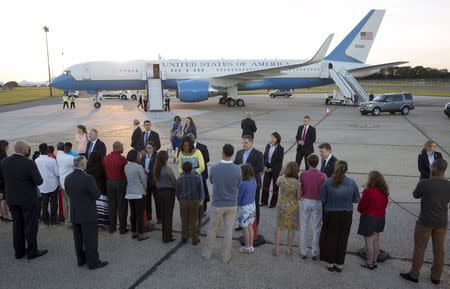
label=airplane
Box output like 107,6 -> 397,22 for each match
18,81 -> 49,87
0,81 -> 4,87
51,9 -> 407,107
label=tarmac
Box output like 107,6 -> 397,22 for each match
0,93 -> 449,289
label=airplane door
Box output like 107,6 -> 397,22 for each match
83,64 -> 91,80
153,64 -> 160,79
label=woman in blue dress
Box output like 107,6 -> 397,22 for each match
170,116 -> 183,161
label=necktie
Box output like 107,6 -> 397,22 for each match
301,126 -> 307,141
144,132 -> 149,145
321,159 -> 326,169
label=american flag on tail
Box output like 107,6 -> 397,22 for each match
360,32 -> 373,40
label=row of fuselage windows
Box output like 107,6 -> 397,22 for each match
119,67 -> 322,74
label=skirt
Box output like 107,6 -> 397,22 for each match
357,215 -> 385,237
96,194 -> 109,229
236,203 -> 256,228
319,211 -> 352,265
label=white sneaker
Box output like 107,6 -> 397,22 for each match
239,247 -> 249,253
248,247 -> 255,253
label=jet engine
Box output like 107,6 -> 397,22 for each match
177,80 -> 226,102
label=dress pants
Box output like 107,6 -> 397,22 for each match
61,188 -> 71,224
261,169 -> 280,206
157,188 -> 175,242
145,179 -> 160,222
409,223 -> 447,281
106,179 -> 128,232
300,198 -> 322,256
72,222 -> 99,267
203,206 -> 237,262
319,211 -> 352,265
179,200 -> 201,243
295,150 -> 312,170
9,201 -> 39,258
41,188 -> 58,223
129,197 -> 145,234
201,175 -> 210,212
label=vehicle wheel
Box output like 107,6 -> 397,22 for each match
372,107 -> 381,116
94,102 -> 101,109
227,98 -> 236,107
284,94 -> 290,98
360,111 -> 368,115
401,106 -> 410,115
236,99 -> 245,107
131,94 -> 137,100
270,94 -> 275,98
219,97 -> 227,104
120,94 -> 127,100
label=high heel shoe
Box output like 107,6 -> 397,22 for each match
285,247 -> 292,256
272,248 -> 280,256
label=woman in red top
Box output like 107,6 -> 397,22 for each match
357,171 -> 388,270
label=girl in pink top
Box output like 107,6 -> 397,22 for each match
75,124 -> 89,154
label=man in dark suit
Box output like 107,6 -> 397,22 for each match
131,119 -> 142,150
86,128 -> 107,160
0,140 -> 47,260
65,156 -> 108,270
418,141 -> 443,179
137,120 -> 161,151
319,143 -> 337,178
234,135 -> 264,224
261,132 -> 284,208
295,115 -> 316,170
141,141 -> 159,223
187,133 -> 210,212
241,112 -> 257,138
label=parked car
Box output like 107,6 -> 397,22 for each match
269,89 -> 293,98
445,102 -> 450,118
67,90 -> 79,98
358,92 -> 414,116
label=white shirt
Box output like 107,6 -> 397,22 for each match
220,160 -> 233,164
301,125 -> 309,139
144,154 -> 152,173
35,155 -> 59,193
89,139 -> 98,154
427,153 -> 435,167
56,150 -> 75,190
268,144 -> 277,164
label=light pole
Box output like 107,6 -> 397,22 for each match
43,26 -> 53,97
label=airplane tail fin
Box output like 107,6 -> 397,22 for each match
325,9 -> 385,63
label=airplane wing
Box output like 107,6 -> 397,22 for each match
211,34 -> 334,85
348,61 -> 408,74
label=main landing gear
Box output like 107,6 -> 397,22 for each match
219,97 -> 245,107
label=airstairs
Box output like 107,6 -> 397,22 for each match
329,69 -> 369,104
146,78 -> 163,111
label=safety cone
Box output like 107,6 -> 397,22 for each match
325,108 -> 331,116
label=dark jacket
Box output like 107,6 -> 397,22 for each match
241,118 -> 257,138
86,161 -> 107,194
141,152 -> 157,191
131,126 -> 142,150
295,125 -> 316,154
86,139 -> 107,160
195,142 -> 209,179
263,144 -> 284,173
138,130 -> 161,151
418,151 -> 443,179
65,169 -> 101,224
0,154 -> 43,207
183,124 -> 197,138
234,148 -> 264,186
0,152 -> 6,194
321,155 -> 338,178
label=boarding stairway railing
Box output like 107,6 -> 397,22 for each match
329,69 -> 369,104
146,78 -> 164,111
338,69 -> 369,103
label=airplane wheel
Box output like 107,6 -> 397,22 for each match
236,99 -> 245,107
94,102 -> 101,109
219,97 -> 227,104
227,98 -> 236,107
131,95 -> 137,100
120,94 -> 127,100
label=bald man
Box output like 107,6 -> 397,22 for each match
0,141 -> 48,259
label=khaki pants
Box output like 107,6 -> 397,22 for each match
61,189 -> 71,224
179,200 -> 201,243
409,223 -> 447,280
203,206 -> 237,262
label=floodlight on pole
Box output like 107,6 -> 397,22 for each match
43,26 -> 53,97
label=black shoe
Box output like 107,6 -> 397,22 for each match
400,273 -> 418,284
77,261 -> 86,267
163,238 -> 176,243
430,278 -> 440,285
119,229 -> 129,235
131,233 -> 138,239
327,266 -> 335,272
234,226 -> 242,232
192,240 -> 200,246
312,255 -> 319,261
260,203 -> 267,207
27,249 -> 48,260
269,205 -> 276,208
334,266 -> 342,273
300,254 -> 307,259
182,239 -> 187,244
88,260 -> 108,270
15,253 -> 26,260
109,229 -> 116,234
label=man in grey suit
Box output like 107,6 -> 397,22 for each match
65,156 -> 108,270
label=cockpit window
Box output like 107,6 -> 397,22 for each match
63,71 -> 71,75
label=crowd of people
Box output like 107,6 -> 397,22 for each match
0,113 -> 449,285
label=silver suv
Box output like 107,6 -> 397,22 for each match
358,92 -> 414,116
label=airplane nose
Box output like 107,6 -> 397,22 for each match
50,74 -> 66,89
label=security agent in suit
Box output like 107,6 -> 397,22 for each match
137,120 -> 161,151
0,140 -> 47,260
261,132 -> 284,208
241,112 -> 257,138
65,156 -> 108,270
295,115 -> 316,170
131,119 -> 142,150
234,135 -> 264,224
417,140 -> 443,179
318,143 -> 337,178
187,133 -> 210,212
86,128 -> 107,160
141,141 -> 160,222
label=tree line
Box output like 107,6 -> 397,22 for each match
364,66 -> 450,80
